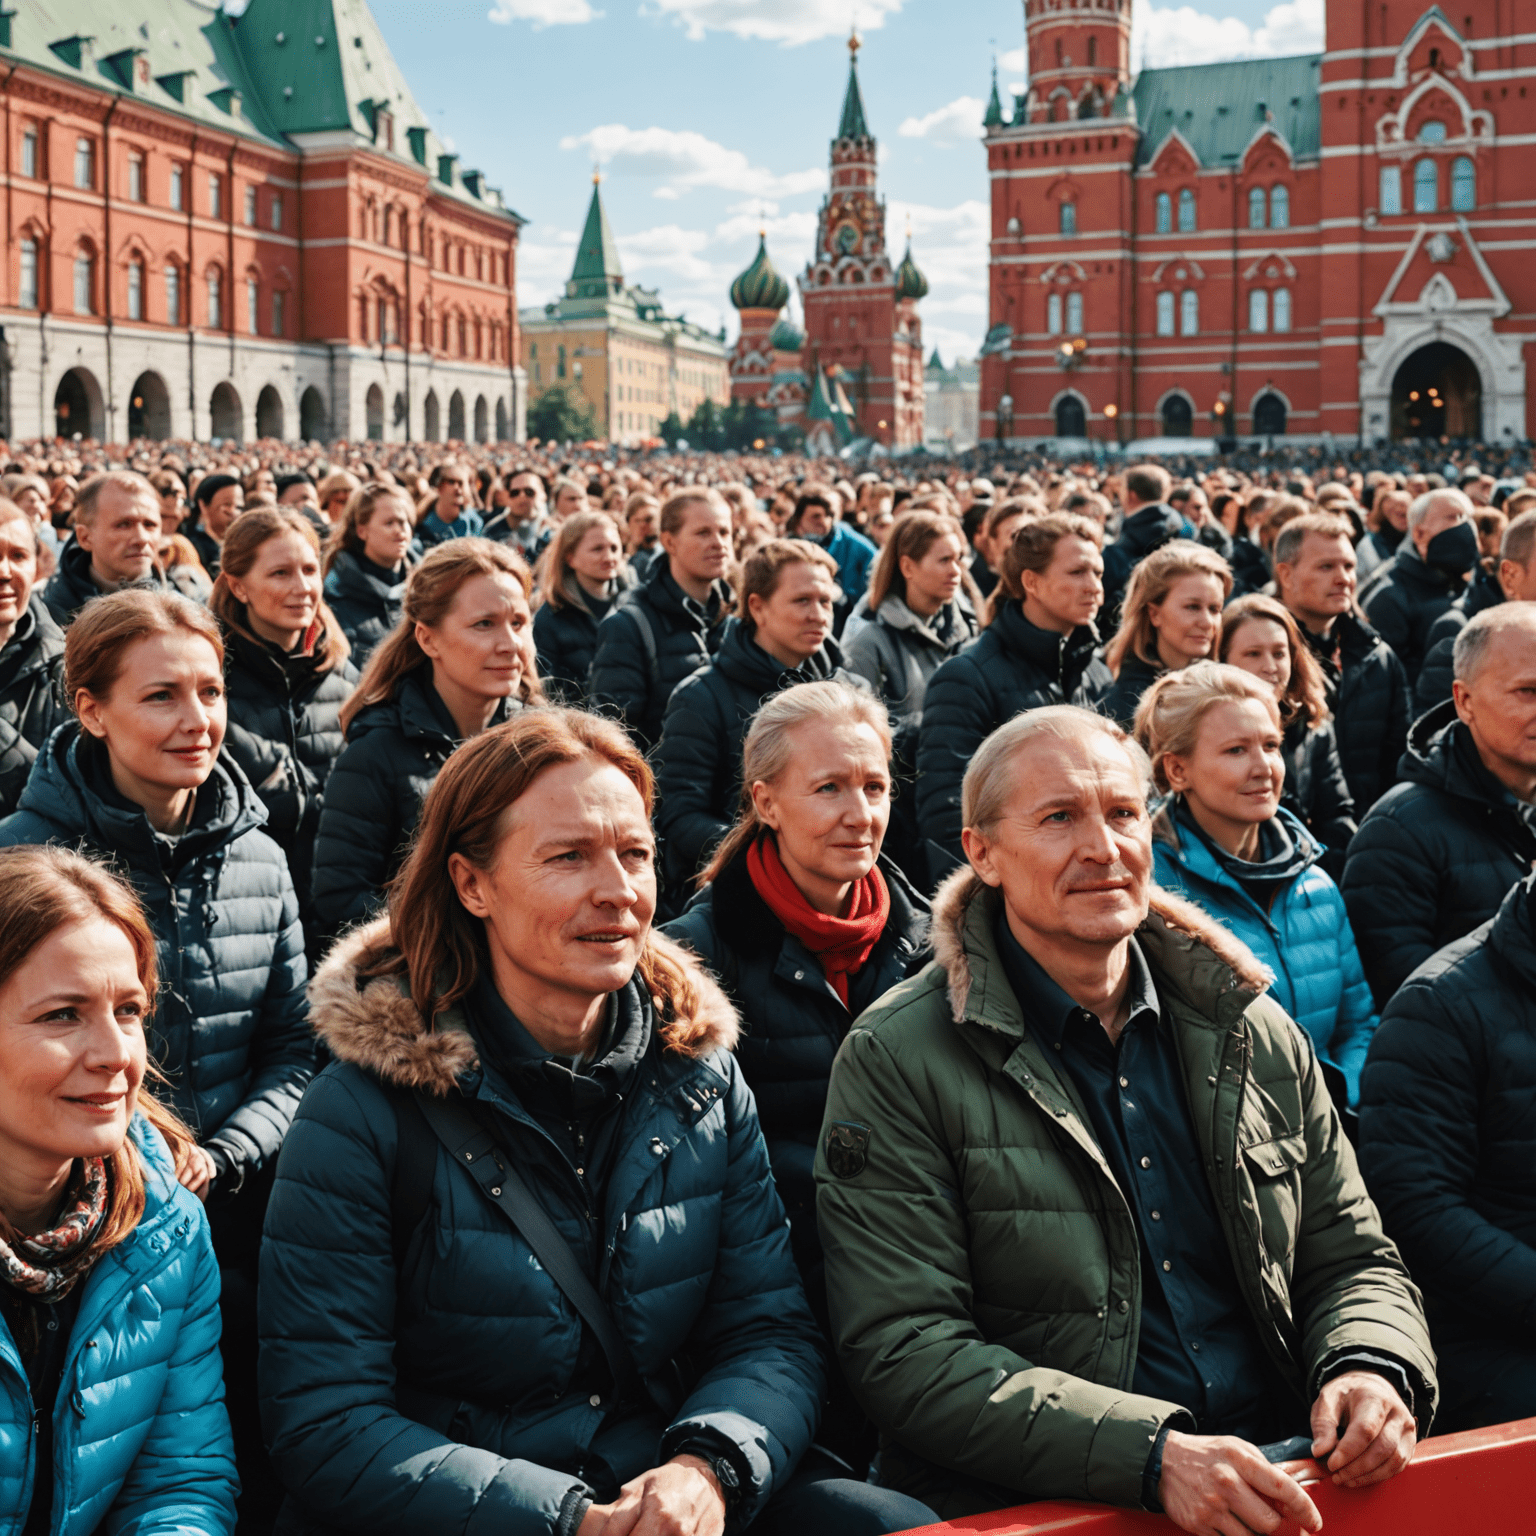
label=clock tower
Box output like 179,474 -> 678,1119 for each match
799,33 -> 926,449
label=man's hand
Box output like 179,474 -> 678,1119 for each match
1311,1370 -> 1417,1489
1159,1430 -> 1322,1536
577,1455 -> 726,1536
175,1143 -> 218,1202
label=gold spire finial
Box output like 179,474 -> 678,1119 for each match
592,162 -> 602,185
848,26 -> 860,59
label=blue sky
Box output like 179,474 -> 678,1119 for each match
364,0 -> 1324,364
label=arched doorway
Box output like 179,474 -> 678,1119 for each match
473,395 -> 489,444
1253,392 -> 1287,437
127,371 -> 171,440
448,390 -> 466,440
299,387 -> 328,442
1161,394 -> 1193,436
210,381 -> 242,443
365,384 -> 384,442
1391,342 -> 1482,439
256,385 -> 284,440
423,390 -> 441,442
1054,396 -> 1086,437
53,368 -> 103,440
495,398 -> 509,442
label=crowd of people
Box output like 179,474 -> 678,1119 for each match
0,425 -> 1532,1536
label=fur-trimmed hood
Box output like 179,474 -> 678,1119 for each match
308,916 -> 740,1097
929,865 -> 1271,1031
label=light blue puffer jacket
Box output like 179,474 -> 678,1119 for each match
0,1118 -> 236,1535
1151,802 -> 1379,1107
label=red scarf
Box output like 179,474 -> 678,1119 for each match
746,835 -> 890,1007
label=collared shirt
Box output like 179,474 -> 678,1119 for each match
994,914 -> 1299,1439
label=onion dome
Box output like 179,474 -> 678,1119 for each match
895,240 -> 929,301
730,234 -> 791,312
769,316 -> 805,351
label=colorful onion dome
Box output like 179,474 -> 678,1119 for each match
895,239 -> 929,301
730,233 -> 791,312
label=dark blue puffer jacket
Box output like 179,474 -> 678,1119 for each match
0,1119 -> 237,1535
259,921 -> 823,1536
0,596 -> 68,816
0,726 -> 313,1184
532,572 -> 633,705
322,549 -> 413,668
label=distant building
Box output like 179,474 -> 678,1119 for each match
978,0 -> 1532,447
925,350 -> 980,450
522,177 -> 729,445
726,34 -> 927,451
1,0 -> 527,444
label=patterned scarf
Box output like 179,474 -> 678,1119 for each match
0,1159 -> 110,1300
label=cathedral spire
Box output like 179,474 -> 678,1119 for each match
568,175 -> 623,300
838,29 -> 870,141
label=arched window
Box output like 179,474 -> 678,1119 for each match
1248,187 -> 1266,229
127,259 -> 144,321
1273,287 -> 1292,333
1249,288 -> 1269,332
1451,156 -> 1476,211
1180,289 -> 1199,335
169,164 -> 184,212
1417,120 -> 1447,144
1270,185 -> 1289,228
247,276 -> 259,335
19,238 -> 38,309
73,251 -> 94,315
1156,291 -> 1175,336
1066,291 -> 1083,334
1155,192 -> 1172,233
457,315 -> 468,355
1380,164 -> 1402,215
164,264 -> 180,326
1060,201 -> 1077,236
207,268 -> 222,329
272,290 -> 286,337
358,294 -> 370,341
1178,188 -> 1196,232
557,344 -> 567,378
1413,158 -> 1438,213
1047,292 -> 1063,334
1055,396 -> 1086,437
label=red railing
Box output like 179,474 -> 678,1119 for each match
899,1418 -> 1536,1536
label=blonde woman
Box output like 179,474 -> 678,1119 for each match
1101,539 -> 1232,727
531,510 -> 634,704
321,484 -> 420,665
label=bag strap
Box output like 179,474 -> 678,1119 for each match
389,1088 -> 437,1270
627,603 -> 659,673
413,1091 -> 643,1401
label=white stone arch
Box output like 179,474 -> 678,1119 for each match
1047,386 -> 1090,438
1151,255 -> 1207,284
1247,382 -> 1295,415
1375,71 -> 1492,153
1242,250 -> 1298,281
1155,385 -> 1198,436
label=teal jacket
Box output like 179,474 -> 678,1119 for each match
0,1120 -> 236,1535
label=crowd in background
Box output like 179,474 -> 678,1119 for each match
0,424 -> 1532,1536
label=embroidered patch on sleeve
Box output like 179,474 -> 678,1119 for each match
825,1121 -> 872,1179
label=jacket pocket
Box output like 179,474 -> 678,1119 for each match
1242,1131 -> 1307,1293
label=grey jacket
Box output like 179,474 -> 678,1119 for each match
841,594 -> 978,723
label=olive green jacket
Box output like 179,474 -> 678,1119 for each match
814,870 -> 1435,1517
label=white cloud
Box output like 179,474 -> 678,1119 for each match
560,124 -> 823,199
1132,0 -> 1322,67
898,95 -> 987,143
641,0 -> 902,46
999,46 -> 1026,73
488,0 -> 599,25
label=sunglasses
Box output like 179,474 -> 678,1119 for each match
506,486 -> 540,497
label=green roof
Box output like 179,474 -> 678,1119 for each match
4,0 -> 523,220
730,233 -> 790,312
838,54 -> 869,140
983,68 -> 1005,130
568,180 -> 623,299
896,240 -> 928,301
1132,53 -> 1321,167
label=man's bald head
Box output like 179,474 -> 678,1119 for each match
1454,603 -> 1536,686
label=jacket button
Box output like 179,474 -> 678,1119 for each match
589,1394 -> 602,1408
1139,1156 -> 1152,1169
1117,1299 -> 1130,1314
794,970 -> 804,981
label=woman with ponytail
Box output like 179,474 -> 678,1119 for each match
210,507 -> 358,948
664,680 -> 930,1469
261,707 -> 931,1536
311,538 -> 541,937
0,845 -> 235,1534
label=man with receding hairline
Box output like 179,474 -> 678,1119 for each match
817,706 -> 1433,1535
41,470 -> 167,625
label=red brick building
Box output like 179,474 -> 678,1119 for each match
978,1 -> 1531,449
1,0 -> 526,445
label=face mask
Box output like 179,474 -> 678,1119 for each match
1424,520 -> 1478,576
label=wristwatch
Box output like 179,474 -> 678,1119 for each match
680,1444 -> 742,1518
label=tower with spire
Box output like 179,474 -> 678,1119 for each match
796,32 -> 926,450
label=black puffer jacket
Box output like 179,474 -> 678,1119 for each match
1282,715 -> 1357,879
589,561 -> 732,750
0,725 -> 312,1186
532,573 -> 630,705
0,596 -> 67,815
915,601 -> 1113,881
1100,503 -> 1185,626
41,539 -> 171,626
219,622 -> 359,945
323,550 -> 411,668
1359,875 -> 1536,1386
1227,533 -> 1271,599
311,669 -> 522,935
1361,541 -> 1466,687
1297,610 -> 1411,815
1413,566 -> 1504,714
1099,651 -> 1164,731
1342,698 -> 1536,1006
653,621 -> 861,887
